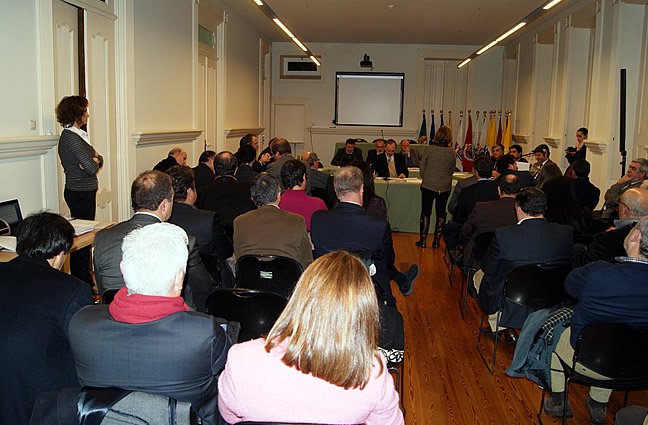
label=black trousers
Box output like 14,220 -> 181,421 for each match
64,189 -> 97,286
420,187 -> 450,219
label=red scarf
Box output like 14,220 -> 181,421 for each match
108,287 -> 189,324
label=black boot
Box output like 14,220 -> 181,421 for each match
415,216 -> 430,248
432,217 -> 446,248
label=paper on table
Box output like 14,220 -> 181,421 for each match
0,236 -> 17,252
69,219 -> 99,236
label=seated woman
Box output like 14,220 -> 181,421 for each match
218,251 -> 404,425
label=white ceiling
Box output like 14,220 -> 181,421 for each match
220,0 -> 567,46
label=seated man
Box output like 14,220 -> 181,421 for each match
240,132 -> 271,172
569,159 -> 600,211
490,143 -> 505,175
0,212 -> 92,424
475,188 -> 573,335
530,144 -> 562,188
279,159 -> 327,232
544,217 -> 648,423
70,223 -> 230,425
266,138 -> 294,180
234,144 -> 260,184
400,139 -> 422,167
153,147 -> 187,172
331,138 -> 363,166
93,170 -> 214,311
167,165 -> 233,285
494,154 -> 534,188
234,173 -> 313,270
374,139 -> 409,178
193,150 -> 216,190
508,144 -> 528,163
302,151 -> 330,197
365,138 -> 386,171
601,158 -> 647,219
572,188 -> 648,267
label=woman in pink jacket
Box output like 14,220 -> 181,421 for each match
218,251 -> 403,425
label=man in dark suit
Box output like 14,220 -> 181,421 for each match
266,138 -> 294,180
195,151 -> 257,238
311,166 -> 416,305
167,165 -> 234,286
400,139 -> 422,167
193,150 -> 216,190
530,144 -> 562,188
373,139 -> 409,178
365,138 -> 386,171
601,158 -> 647,219
454,155 -> 500,224
568,159 -> 600,211
331,138 -> 363,166
93,170 -> 215,311
476,188 -> 573,334
153,147 -> 187,172
71,223 -> 230,425
495,154 -> 535,188
0,212 -> 92,425
572,188 -> 648,267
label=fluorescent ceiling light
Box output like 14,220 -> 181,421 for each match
273,18 -> 294,38
477,40 -> 498,55
543,0 -> 562,10
457,58 -> 471,69
292,37 -> 308,52
496,22 -> 527,42
253,0 -> 263,5
310,56 -> 321,66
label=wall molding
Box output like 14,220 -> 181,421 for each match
224,127 -> 265,138
0,136 -> 58,160
584,140 -> 607,154
512,134 -> 530,144
131,129 -> 203,146
543,137 -> 561,149
310,126 -> 417,138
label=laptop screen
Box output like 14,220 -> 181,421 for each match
0,199 -> 23,233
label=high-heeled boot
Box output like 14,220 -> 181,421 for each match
432,217 -> 446,248
415,215 -> 430,248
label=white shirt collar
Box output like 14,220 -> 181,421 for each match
64,126 -> 90,145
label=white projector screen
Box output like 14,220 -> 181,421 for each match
335,72 -> 404,127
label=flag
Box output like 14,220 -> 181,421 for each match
418,111 -> 427,144
429,111 -> 436,142
486,113 -> 497,147
454,113 -> 464,170
461,113 -> 474,172
502,113 -> 512,148
478,112 -> 488,152
496,112 -> 502,145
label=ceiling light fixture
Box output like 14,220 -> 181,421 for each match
457,1 -> 564,68
251,0 -> 321,67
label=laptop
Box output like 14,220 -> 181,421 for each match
0,199 -> 23,235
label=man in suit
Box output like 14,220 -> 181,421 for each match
193,150 -> 216,190
70,223 -> 230,425
508,144 -> 528,163
568,159 -> 600,211
453,155 -> 500,224
448,174 -> 477,215
302,151 -> 330,195
266,138 -> 294,180
0,212 -> 92,425
475,188 -> 573,335
93,170 -> 215,311
374,139 -> 409,178
311,166 -> 416,306
530,144 -> 562,188
234,173 -> 313,270
331,138 -> 363,166
167,165 -> 234,286
240,133 -> 272,172
572,188 -> 648,267
400,139 -> 422,167
153,147 -> 187,172
495,154 -> 535,188
195,151 -> 257,238
461,174 -> 521,270
365,138 -> 386,171
601,158 -> 647,219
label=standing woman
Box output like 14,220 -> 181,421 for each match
417,125 -> 456,248
565,127 -> 588,175
56,96 -> 103,283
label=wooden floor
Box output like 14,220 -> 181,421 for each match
391,232 -> 648,425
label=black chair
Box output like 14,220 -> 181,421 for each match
477,263 -> 571,373
101,289 -> 119,305
205,288 -> 287,342
458,231 -> 494,320
538,323 -> 648,425
235,255 -> 303,299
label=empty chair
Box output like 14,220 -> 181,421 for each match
205,288 -> 287,342
477,263 -> 570,373
235,255 -> 303,299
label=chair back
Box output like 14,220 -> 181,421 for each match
504,263 -> 570,309
235,255 -> 303,299
574,323 -> 648,381
205,288 -> 287,342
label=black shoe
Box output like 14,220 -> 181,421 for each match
400,265 -> 418,296
415,239 -> 426,248
543,395 -> 574,418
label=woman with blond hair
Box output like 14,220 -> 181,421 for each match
218,251 -> 403,425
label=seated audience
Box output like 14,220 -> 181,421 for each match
400,139 -> 422,167
70,223 -> 230,425
279,159 -> 327,232
0,212 -> 91,424
302,151 -> 330,197
572,188 -> 648,267
543,176 -> 594,244
475,188 -> 573,338
234,173 -> 313,270
374,139 -> 409,178
569,159 -> 600,211
93,170 -> 214,311
195,151 -> 257,238
234,143 -> 259,184
153,147 -> 187,172
508,144 -> 528,163
366,138 -> 386,171
239,133 -> 271,172
494,154 -> 534,188
530,144 -> 562,188
218,251 -> 404,425
490,143 -> 505,175
266,138 -> 294,180
193,150 -> 216,190
331,138 -> 363,166
167,165 -> 234,285
601,158 -> 647,219
543,217 -> 648,423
